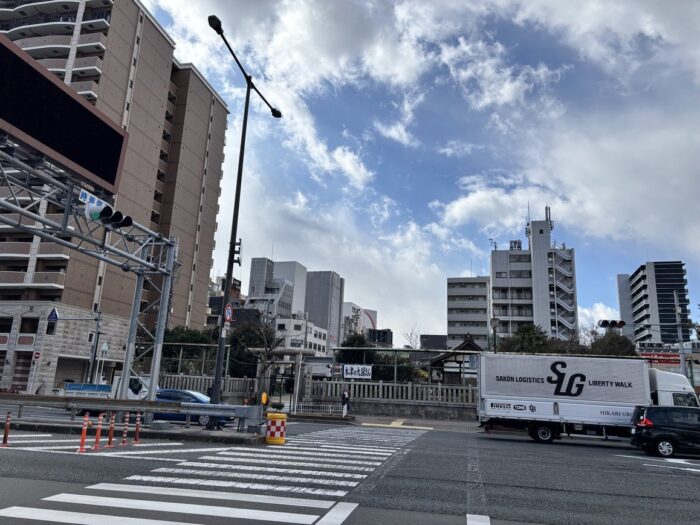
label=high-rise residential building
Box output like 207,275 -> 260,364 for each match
490,207 -> 578,340
447,276 -> 490,349
245,258 -> 293,320
305,271 -> 344,349
341,302 -> 377,343
0,0 -> 227,391
617,261 -> 690,344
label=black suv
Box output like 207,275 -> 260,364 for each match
630,406 -> 700,457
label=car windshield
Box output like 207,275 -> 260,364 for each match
672,393 -> 699,407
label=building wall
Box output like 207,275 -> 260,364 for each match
617,274 -> 635,339
273,261 -> 307,315
447,277 -> 489,349
305,271 -> 344,348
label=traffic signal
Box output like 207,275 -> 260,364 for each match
597,320 -> 626,333
84,202 -> 133,229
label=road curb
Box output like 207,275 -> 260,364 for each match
9,420 -> 265,445
287,414 -> 356,425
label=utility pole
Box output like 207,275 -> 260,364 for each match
86,311 -> 102,383
674,291 -> 688,378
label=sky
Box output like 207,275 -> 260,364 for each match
143,0 -> 700,346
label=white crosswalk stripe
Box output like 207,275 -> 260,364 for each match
0,426 -> 427,524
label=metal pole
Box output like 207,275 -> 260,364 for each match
208,77 -> 252,430
674,291 -> 688,378
146,239 -> 177,401
117,272 -> 145,399
393,350 -> 397,382
87,312 -> 101,383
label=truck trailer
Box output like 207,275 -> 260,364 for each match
477,353 -> 699,443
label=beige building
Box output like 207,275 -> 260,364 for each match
0,0 -> 227,391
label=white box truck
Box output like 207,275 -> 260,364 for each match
478,353 -> 699,443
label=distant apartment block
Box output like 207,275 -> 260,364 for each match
490,207 -> 578,341
341,302 -> 377,343
447,276 -> 490,350
273,261 -> 307,316
245,258 -> 293,320
276,315 -> 328,357
0,0 -> 227,391
305,271 -> 344,349
618,261 -> 691,344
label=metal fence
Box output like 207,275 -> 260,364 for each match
293,402 -> 344,417
310,380 -> 477,405
159,375 -> 256,395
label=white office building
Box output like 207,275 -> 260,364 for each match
341,302 -> 378,343
447,277 -> 490,350
276,315 -> 328,357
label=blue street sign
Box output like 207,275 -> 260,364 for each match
47,308 -> 59,322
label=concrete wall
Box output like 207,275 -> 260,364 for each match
342,399 -> 476,420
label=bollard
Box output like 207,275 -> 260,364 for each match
76,412 -> 90,453
105,412 -> 116,448
1,411 -> 10,447
265,412 -> 287,445
121,411 -> 130,446
134,412 -> 141,444
92,413 -> 104,450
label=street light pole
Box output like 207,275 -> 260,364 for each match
207,15 -> 281,430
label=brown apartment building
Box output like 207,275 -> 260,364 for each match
0,0 -> 227,391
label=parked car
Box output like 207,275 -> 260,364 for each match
154,389 -> 232,426
630,406 -> 700,457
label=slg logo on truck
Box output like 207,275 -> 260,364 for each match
547,361 -> 586,396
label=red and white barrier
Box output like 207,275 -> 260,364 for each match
105,412 -> 116,448
134,412 -> 141,444
76,412 -> 90,453
91,412 -> 104,450
121,411 -> 130,446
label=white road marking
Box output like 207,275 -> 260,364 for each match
131,442 -> 184,447
93,447 -> 231,456
44,493 -> 319,524
466,514 -> 492,524
124,475 -> 348,497
177,461 -> 367,479
316,502 -> 359,524
284,442 -> 398,452
6,438 -> 78,444
280,445 -> 393,456
153,467 -> 359,487
616,455 -> 700,466
0,507 -> 202,525
216,451 -> 382,466
0,448 -> 184,461
88,483 -> 335,508
643,464 -> 700,473
4,434 -> 53,439
361,422 -> 434,430
197,455 -> 376,472
225,446 -> 389,460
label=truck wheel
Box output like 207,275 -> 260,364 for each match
654,439 -> 675,458
530,424 -> 555,443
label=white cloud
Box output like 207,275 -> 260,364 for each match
578,303 -> 620,332
332,147 -> 374,190
374,91 -> 424,147
438,140 -> 483,157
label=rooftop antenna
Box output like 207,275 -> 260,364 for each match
489,237 -> 497,251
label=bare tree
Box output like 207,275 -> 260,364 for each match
234,321 -> 284,402
402,323 -> 421,349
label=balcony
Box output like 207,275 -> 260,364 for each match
166,99 -> 175,117
71,80 -> 98,100
37,56 -> 66,70
37,242 -> 69,258
71,55 -> 102,76
158,159 -> 168,174
163,118 -> 173,136
0,242 -> 31,256
0,270 -> 27,284
152,200 -> 161,215
81,8 -> 110,31
0,14 -> 77,39
32,271 -> 65,287
160,138 -> 170,154
0,1 -> 79,17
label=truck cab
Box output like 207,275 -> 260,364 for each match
648,369 -> 699,407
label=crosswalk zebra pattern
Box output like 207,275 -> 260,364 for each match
0,426 -> 426,524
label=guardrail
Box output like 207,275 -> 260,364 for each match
0,393 -> 262,431
293,402 -> 343,417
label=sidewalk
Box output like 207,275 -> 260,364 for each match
351,414 -> 482,433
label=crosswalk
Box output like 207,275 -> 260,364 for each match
0,426 -> 426,524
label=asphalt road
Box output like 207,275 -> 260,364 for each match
0,423 -> 698,524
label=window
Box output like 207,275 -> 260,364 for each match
97,276 -> 102,286
510,270 -> 532,278
0,317 -> 12,333
277,323 -> 286,331
19,317 -> 39,334
672,394 -> 699,407
495,272 -> 507,278
46,321 -> 56,335
509,254 -> 531,263
88,332 -> 95,343
294,324 -> 302,331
